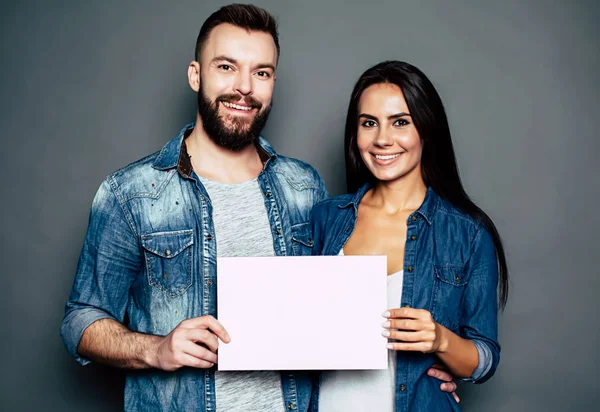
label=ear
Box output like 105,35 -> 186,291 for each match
188,61 -> 201,92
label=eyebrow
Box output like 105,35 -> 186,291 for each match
358,112 -> 412,120
212,55 -> 276,72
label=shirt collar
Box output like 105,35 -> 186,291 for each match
338,183 -> 372,212
416,186 -> 439,225
152,122 -> 277,178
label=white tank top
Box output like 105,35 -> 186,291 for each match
318,249 -> 404,412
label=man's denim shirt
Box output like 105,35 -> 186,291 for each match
60,123 -> 327,411
310,184 -> 500,412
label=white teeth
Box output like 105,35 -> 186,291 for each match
222,101 -> 252,111
375,154 -> 401,160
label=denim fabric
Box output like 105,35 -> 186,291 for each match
60,123 -> 328,411
310,184 -> 500,412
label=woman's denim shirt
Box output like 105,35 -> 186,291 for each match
310,184 -> 500,412
60,123 -> 326,411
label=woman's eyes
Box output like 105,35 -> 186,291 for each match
361,120 -> 377,128
360,119 -> 410,128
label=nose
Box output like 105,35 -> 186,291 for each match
234,70 -> 253,96
373,127 -> 393,147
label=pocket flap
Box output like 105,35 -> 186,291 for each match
141,230 -> 194,258
291,223 -> 314,248
434,265 -> 468,286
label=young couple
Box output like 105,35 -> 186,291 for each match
61,4 -> 507,411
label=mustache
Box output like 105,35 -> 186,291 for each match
216,94 -> 262,109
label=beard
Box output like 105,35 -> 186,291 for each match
197,87 -> 272,152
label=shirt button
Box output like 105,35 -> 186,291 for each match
400,384 -> 406,391
266,191 -> 272,197
206,234 -> 213,241
276,229 -> 281,235
411,215 -> 418,221
455,275 -> 461,282
308,238 -> 313,246
407,266 -> 414,272
288,403 -> 296,410
410,235 -> 417,241
207,279 -> 213,286
163,274 -> 168,279
165,249 -> 171,256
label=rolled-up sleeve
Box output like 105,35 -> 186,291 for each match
458,224 -> 501,384
60,178 -> 142,365
463,339 -> 494,383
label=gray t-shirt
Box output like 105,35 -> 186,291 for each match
200,176 -> 284,412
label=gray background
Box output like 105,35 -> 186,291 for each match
1,0 -> 598,410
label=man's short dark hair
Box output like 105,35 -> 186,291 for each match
195,4 -> 280,62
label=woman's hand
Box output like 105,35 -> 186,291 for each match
428,364 -> 460,403
382,307 -> 478,378
381,308 -> 448,353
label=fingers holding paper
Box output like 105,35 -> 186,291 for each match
381,308 -> 447,354
150,315 -> 231,371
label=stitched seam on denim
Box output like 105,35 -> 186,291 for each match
199,188 -> 215,410
317,174 -> 329,201
436,206 -> 479,227
264,180 -> 287,256
120,169 -> 178,202
141,230 -> 194,257
292,239 -> 314,249
107,176 -> 139,239
144,247 -> 192,297
434,265 -> 468,286
466,223 -> 491,280
290,222 -> 310,229
430,275 -> 440,326
284,373 -> 299,411
273,170 -> 319,190
291,222 -> 313,249
141,231 -> 194,295
270,155 -> 321,183
469,223 -> 481,252
432,267 -> 464,330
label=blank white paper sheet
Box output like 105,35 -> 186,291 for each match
216,255 -> 388,371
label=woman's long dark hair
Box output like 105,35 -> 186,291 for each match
345,61 -> 508,309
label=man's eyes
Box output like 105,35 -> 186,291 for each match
217,65 -> 272,78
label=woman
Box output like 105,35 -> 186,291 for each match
311,61 -> 508,411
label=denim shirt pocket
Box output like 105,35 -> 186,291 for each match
291,222 -> 314,256
430,265 -> 468,331
141,229 -> 194,297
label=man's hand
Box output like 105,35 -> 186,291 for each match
427,364 -> 460,403
148,316 -> 231,371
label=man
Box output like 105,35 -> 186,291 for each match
61,4 -> 457,411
